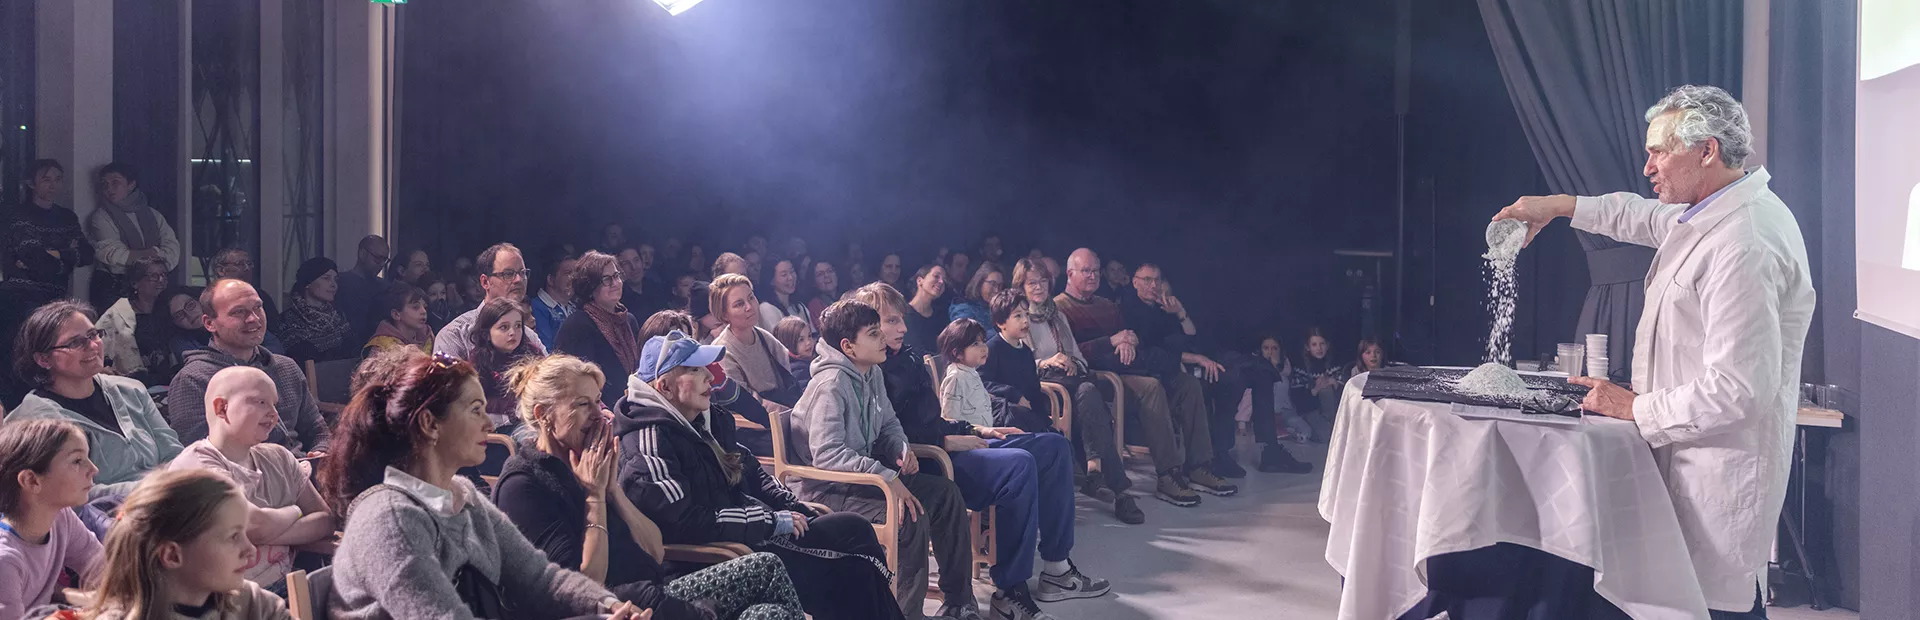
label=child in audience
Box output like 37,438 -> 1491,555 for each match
0,420 -> 102,619
938,319 -> 1051,434
466,298 -> 541,432
935,318 -> 1110,618
79,469 -> 288,619
166,367 -> 337,593
320,353 -> 646,619
789,300 -> 973,620
361,282 -> 434,357
769,316 -> 814,382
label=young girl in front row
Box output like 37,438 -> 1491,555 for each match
75,468 -> 289,620
0,420 -> 102,619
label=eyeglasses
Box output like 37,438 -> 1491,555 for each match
49,328 -> 106,352
215,260 -> 254,271
601,273 -> 625,287
1068,268 -> 1099,275
171,301 -> 203,324
139,272 -> 168,283
1133,275 -> 1162,285
488,269 -> 532,281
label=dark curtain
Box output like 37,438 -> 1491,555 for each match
1475,0 -> 1741,376
1769,0 -> 1859,609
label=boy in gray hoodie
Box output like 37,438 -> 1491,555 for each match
789,300 -> 977,620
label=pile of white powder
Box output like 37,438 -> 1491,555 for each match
1482,220 -> 1524,365
1455,362 -> 1534,398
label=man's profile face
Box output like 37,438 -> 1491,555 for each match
483,250 -> 529,301
1643,111 -> 1717,205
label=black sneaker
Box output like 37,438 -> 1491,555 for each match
1257,443 -> 1314,474
1213,453 -> 1248,478
1079,475 -> 1109,500
1113,494 -> 1145,524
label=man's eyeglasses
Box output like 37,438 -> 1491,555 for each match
488,269 -> 532,281
1133,275 -> 1162,285
49,328 -> 106,352
215,260 -> 254,272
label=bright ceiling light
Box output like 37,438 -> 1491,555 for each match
652,0 -> 707,16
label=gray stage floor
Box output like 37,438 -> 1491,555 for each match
922,438 -> 1857,619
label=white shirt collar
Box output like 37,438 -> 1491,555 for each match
537,289 -> 570,311
382,466 -> 469,516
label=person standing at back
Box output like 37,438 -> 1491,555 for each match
432,243 -> 548,360
85,163 -> 181,310
1,159 -> 91,296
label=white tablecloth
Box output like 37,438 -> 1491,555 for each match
1318,373 -> 1710,620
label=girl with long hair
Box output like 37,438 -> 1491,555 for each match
77,469 -> 286,619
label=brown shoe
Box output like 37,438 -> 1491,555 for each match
1185,466 -> 1239,497
1154,473 -> 1201,507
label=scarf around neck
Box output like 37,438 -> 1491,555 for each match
583,302 -> 641,375
374,319 -> 434,348
283,295 -> 349,355
102,190 -> 163,252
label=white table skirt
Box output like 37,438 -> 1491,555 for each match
1318,373 -> 1710,620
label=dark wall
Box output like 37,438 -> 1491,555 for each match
398,0 -> 1564,363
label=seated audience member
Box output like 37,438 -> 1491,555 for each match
79,469 -> 289,620
1350,338 -> 1388,376
500,357 -> 811,620
685,245 -> 708,277
166,367 -> 336,592
876,254 -> 903,288
1,243 -> 73,409
756,260 -> 810,332
742,251 -> 765,284
1098,258 -> 1131,301
453,268 -> 484,316
1,159 -> 91,296
557,251 -> 644,407
615,246 -> 665,319
0,420 -> 103,618
1119,264 -> 1310,476
1041,256 -> 1063,292
779,237 -> 809,275
616,332 -> 902,620
334,235 -> 392,344
361,282 -> 435,356
420,273 -> 460,331
789,299 -> 973,620
944,253 -> 971,296
709,274 -> 803,407
85,163 -> 182,310
639,310 -> 775,455
902,266 -> 949,360
466,297 -> 541,432
948,263 -> 1007,343
978,235 -> 1005,267
386,248 -> 433,288
11,301 -> 184,501
671,273 -> 698,313
803,261 -> 839,328
320,353 -> 647,619
169,280 -> 330,454
1243,337 -> 1314,453
1001,264 -> 1140,522
1297,327 -> 1341,439
687,282 -> 721,343
530,249 -> 580,351
770,317 -> 815,382
432,243 -> 547,360
163,287 -> 210,372
278,258 -> 357,364
95,257 -> 172,384
598,222 -> 628,254
208,248 -> 280,328
1056,249 -> 1235,504
711,252 -> 748,280
934,319 -> 1111,615
845,261 -> 867,287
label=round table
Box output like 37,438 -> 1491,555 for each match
1318,372 -> 1711,620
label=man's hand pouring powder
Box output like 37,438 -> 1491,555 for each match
1490,194 -> 1577,247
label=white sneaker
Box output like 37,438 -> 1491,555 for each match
1034,560 -> 1112,602
990,587 -> 1059,620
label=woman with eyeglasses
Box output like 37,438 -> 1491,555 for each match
278,257 -> 357,364
320,353 -> 649,620
9,300 -> 184,501
95,256 -> 170,382
947,263 -> 1006,343
556,251 -> 645,408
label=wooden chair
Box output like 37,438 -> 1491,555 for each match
303,358 -> 360,421
767,407 -> 911,587
1038,382 -> 1072,437
478,433 -> 516,487
1089,370 -> 1157,460
733,412 -> 779,469
285,566 -> 332,620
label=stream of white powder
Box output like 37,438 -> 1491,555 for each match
1483,220 -> 1524,366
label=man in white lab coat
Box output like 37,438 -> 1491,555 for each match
1494,84 -> 1816,619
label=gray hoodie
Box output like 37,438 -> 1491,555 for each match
167,345 -> 329,453
789,338 -> 909,481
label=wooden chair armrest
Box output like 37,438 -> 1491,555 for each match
1040,382 -> 1072,436
801,501 -> 833,515
733,413 -> 768,432
664,543 -> 750,565
910,444 -> 954,479
780,465 -> 894,488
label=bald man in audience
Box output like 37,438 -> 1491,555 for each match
169,279 -> 331,453
169,366 -> 337,590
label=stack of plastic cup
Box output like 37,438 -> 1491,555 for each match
1585,334 -> 1610,379
1555,343 -> 1584,377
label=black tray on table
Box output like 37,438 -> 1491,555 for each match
1359,366 -> 1590,418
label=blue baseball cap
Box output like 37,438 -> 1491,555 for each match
638,330 -> 726,383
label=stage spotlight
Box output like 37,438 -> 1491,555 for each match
651,0 -> 706,16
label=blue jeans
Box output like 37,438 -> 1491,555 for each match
947,432 -> 1076,589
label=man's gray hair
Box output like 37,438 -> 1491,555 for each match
1644,84 -> 1752,169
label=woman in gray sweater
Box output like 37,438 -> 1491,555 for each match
319,352 -> 648,620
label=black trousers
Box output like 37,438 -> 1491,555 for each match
754,512 -> 904,620
1399,544 -> 1767,620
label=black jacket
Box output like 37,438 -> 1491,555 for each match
880,344 -> 971,445
491,447 -> 704,620
979,336 -> 1049,418
555,310 -> 644,407
612,381 -> 811,547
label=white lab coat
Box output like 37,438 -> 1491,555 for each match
1570,167 -> 1816,611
